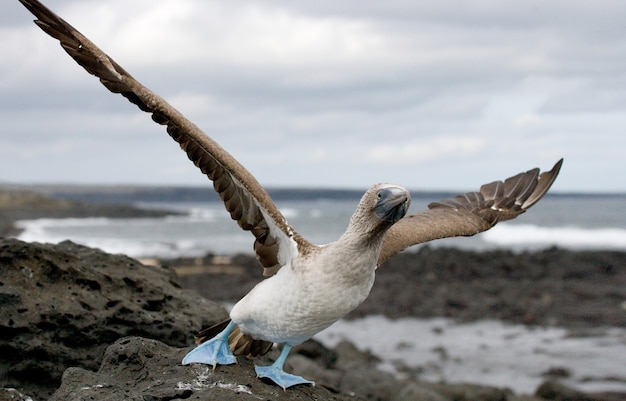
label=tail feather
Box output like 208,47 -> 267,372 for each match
194,319 -> 273,358
194,319 -> 231,344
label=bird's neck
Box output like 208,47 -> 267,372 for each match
342,211 -> 390,247
336,222 -> 386,265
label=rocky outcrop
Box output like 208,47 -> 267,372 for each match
0,188 -> 176,236
0,238 -> 227,400
1,238 -> 624,401
48,336 -> 352,401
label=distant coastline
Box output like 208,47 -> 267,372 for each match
3,182 -> 623,205
0,187 -> 179,237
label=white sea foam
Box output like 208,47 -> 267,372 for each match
316,316 -> 626,394
169,209 -> 217,221
16,217 -> 626,258
483,224 -> 626,250
14,196 -> 626,259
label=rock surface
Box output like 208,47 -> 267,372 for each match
0,238 -> 227,400
45,336 -> 624,401
1,238 -> 624,401
48,336 -> 351,401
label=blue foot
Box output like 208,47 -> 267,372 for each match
182,321 -> 236,368
254,343 -> 315,389
255,365 -> 315,389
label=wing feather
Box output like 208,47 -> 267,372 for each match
19,0 -> 313,274
378,159 -> 563,265
19,0 -> 563,274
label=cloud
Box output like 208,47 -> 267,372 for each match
365,136 -> 485,165
1,0 -> 626,191
56,0 -> 387,77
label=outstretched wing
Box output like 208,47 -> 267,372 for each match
378,159 -> 563,265
19,0 -> 313,275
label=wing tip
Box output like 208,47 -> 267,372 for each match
520,158 -> 563,209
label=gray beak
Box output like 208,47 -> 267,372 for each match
374,187 -> 410,223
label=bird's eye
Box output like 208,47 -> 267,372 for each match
377,192 -> 383,200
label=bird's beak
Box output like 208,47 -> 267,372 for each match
374,187 -> 410,223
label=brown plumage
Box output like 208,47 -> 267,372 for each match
20,0 -> 563,367
378,160 -> 562,264
18,0 -> 310,276
18,0 -> 562,278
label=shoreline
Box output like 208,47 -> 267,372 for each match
0,188 -> 180,237
2,238 -> 624,401
1,187 -> 625,399
166,247 -> 626,395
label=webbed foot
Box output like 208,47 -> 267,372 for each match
254,343 -> 315,389
182,321 -> 236,368
255,365 -> 315,389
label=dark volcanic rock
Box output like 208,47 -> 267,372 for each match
1,238 -> 624,401
49,336 -> 353,401
365,246 -> 626,328
48,336 -> 621,401
0,238 -> 228,400
535,380 -> 626,401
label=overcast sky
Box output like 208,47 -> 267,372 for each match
1,1 -> 625,193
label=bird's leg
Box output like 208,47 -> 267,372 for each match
255,344 -> 315,389
182,321 -> 237,369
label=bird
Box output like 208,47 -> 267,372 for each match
19,0 -> 563,389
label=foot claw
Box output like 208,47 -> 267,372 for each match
255,365 -> 315,389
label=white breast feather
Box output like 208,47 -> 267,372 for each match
230,243 -> 377,345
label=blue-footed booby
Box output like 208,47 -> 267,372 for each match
19,0 -> 563,389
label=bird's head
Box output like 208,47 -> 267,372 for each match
373,184 -> 411,223
348,184 -> 411,237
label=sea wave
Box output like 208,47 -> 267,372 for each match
15,215 -> 626,259
483,224 -> 626,250
17,217 -> 112,228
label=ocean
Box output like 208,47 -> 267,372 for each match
14,192 -> 626,259
13,189 -> 626,394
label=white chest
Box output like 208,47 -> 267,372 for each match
230,248 -> 377,345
